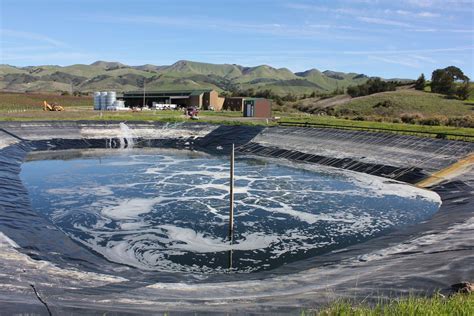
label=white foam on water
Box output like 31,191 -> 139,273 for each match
47,186 -> 114,197
255,156 -> 442,205
244,203 -> 320,224
158,225 -> 279,253
103,161 -> 151,166
101,197 -> 163,220
22,149 -> 442,273
348,172 -> 442,204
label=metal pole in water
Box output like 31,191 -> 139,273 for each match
228,249 -> 233,270
228,143 -> 235,242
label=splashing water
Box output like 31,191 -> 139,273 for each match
119,122 -> 135,149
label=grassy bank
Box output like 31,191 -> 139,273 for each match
277,114 -> 474,140
293,89 -> 473,128
310,293 -> 473,316
336,89 -> 472,117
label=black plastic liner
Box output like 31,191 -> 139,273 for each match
0,122 -> 472,314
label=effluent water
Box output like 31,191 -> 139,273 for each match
20,148 -> 441,275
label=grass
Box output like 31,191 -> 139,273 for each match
309,293 -> 474,316
0,92 -> 472,140
335,89 -> 472,117
276,113 -> 474,139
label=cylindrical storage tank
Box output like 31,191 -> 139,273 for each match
106,91 -> 116,109
94,92 -> 101,110
100,92 -> 108,110
114,100 -> 125,108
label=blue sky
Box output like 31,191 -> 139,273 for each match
1,0 -> 473,78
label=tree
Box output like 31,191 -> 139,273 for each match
456,82 -> 470,100
431,69 -> 454,95
282,93 -> 297,102
431,66 -> 469,97
414,73 -> 426,91
346,78 -> 396,97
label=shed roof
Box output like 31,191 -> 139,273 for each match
123,89 -> 214,97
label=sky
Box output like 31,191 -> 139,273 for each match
0,0 -> 473,79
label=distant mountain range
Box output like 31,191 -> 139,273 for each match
0,60 -> 407,95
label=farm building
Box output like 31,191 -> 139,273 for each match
122,89 -> 225,110
223,97 -> 272,117
223,97 -> 247,111
243,98 -> 272,118
122,89 -> 271,116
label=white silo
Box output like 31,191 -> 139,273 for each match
100,92 -> 108,110
93,92 -> 101,110
106,91 -> 117,109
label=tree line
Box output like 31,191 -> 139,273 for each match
414,66 -> 470,100
222,88 -> 342,105
343,66 -> 470,100
346,78 -> 398,98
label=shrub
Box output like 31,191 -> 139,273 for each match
337,108 -> 359,116
447,115 -> 474,128
456,82 -> 470,100
325,108 -> 335,116
373,100 -> 394,108
400,112 -> 424,124
414,73 -> 426,91
418,115 -> 448,126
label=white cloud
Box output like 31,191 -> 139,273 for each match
417,11 -> 440,17
411,55 -> 437,63
344,46 -> 474,55
1,52 -> 96,63
83,14 -> 372,41
0,29 -> 65,47
1,45 -> 54,52
368,55 -> 423,68
185,46 -> 472,57
357,17 -> 412,27
402,0 -> 473,10
404,0 -> 435,8
0,29 -> 94,66
285,3 -> 365,15
449,29 -> 474,33
392,9 -> 440,18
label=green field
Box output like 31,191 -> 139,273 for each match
294,89 -> 473,118
311,293 -> 473,316
336,89 -> 472,117
292,88 -> 474,131
277,114 -> 474,140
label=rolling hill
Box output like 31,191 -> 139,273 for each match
0,60 -> 382,95
293,88 -> 473,123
